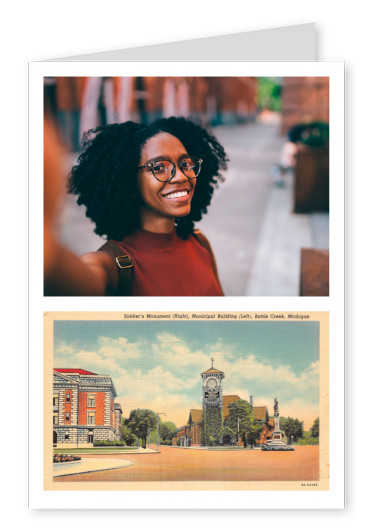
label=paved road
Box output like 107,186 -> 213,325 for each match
53,457 -> 132,477
54,445 -> 319,483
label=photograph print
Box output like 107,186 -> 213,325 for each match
43,76 -> 330,297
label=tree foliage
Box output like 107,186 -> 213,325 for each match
225,399 -> 256,448
121,424 -> 138,446
159,421 -> 178,444
127,409 -> 158,448
257,77 -> 282,112
310,417 -> 319,438
279,416 -> 304,442
247,420 -> 265,447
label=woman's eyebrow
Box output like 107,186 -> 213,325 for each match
145,153 -> 190,164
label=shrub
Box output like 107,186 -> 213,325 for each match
53,454 -> 81,463
93,440 -> 126,447
289,122 -> 329,147
296,436 -> 319,445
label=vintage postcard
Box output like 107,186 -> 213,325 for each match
38,311 -> 332,507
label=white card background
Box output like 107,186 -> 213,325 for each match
4,0 -> 373,526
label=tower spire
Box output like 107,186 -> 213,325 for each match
211,357 -> 214,368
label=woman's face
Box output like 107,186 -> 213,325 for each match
137,132 -> 196,230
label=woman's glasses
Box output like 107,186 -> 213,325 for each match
138,156 -> 203,182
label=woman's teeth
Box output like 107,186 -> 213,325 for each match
164,191 -> 188,199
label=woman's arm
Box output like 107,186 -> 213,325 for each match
44,227 -> 118,295
44,117 -> 118,296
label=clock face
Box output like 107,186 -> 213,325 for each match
207,378 -> 217,389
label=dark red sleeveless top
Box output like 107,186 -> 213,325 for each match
113,228 -> 222,296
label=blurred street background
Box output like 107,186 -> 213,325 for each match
45,76 -> 329,296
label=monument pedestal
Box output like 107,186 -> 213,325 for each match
262,398 -> 294,451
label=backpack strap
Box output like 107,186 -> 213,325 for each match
193,229 -> 223,295
97,241 -> 134,296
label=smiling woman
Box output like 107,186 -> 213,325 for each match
44,117 -> 228,296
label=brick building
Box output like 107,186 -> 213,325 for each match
53,368 -> 122,448
46,76 -> 258,145
280,76 -> 329,135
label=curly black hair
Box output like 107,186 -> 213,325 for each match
68,117 -> 228,240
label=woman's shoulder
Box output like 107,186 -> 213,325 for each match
191,229 -> 212,254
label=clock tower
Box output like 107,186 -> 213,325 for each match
201,358 -> 225,411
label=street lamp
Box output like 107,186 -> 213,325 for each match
156,412 -> 165,451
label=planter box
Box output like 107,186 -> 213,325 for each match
294,143 -> 329,213
300,248 -> 329,296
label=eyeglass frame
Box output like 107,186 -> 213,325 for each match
138,156 -> 203,182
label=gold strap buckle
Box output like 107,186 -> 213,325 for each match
115,255 -> 133,269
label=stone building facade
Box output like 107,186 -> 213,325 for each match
53,368 -> 122,448
114,402 -> 123,439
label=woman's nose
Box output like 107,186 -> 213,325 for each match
169,164 -> 188,182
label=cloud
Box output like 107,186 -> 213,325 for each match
54,340 -> 76,356
151,333 -> 207,369
97,336 -> 142,360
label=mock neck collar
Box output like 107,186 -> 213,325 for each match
121,227 -> 179,252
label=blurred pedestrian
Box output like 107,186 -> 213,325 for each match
55,77 -> 83,152
271,125 -> 300,186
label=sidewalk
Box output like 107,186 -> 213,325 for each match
54,446 -> 158,454
245,174 -> 329,296
198,122 -> 328,296
53,457 -> 133,477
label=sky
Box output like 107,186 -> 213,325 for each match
53,320 -> 320,430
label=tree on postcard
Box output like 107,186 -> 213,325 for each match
280,416 -> 304,442
310,417 -> 319,438
225,399 -> 256,448
128,409 -> 158,449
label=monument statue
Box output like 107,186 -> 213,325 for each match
261,396 -> 294,451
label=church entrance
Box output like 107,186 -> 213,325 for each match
222,434 -> 232,445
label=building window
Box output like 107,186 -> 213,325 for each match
87,412 -> 96,425
66,393 -> 71,403
65,432 -> 69,441
53,394 -> 58,407
87,394 -> 96,407
53,414 -> 58,425
65,412 -> 70,421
